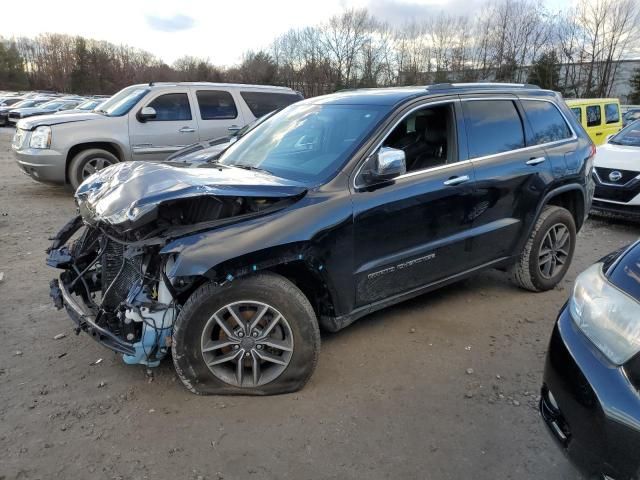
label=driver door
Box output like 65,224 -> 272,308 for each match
129,89 -> 199,161
351,98 -> 477,306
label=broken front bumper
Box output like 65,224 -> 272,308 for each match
49,277 -> 136,356
47,216 -> 174,366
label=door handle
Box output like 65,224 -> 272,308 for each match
443,175 -> 470,186
595,132 -> 603,136
228,125 -> 241,132
526,157 -> 546,166
179,126 -> 195,133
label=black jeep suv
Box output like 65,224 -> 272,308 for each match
48,83 -> 594,395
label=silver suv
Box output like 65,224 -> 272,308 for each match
12,82 -> 303,188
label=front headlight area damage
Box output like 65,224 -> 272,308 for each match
47,215 -> 191,367
47,162 -> 307,368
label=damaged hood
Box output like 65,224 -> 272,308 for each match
75,161 -> 307,227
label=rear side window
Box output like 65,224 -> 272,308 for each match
196,90 -> 237,120
522,100 -> 572,145
463,100 -> 525,158
570,107 -> 582,123
147,93 -> 192,121
240,91 -> 302,117
586,105 -> 601,127
605,103 -> 620,124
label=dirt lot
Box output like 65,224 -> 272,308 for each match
0,126 -> 638,480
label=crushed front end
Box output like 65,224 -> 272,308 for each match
46,161 -> 305,369
47,215 -> 177,366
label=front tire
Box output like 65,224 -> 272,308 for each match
68,148 -> 119,190
511,205 -> 576,292
172,273 -> 320,395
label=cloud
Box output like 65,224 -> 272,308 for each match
145,14 -> 195,32
365,0 -> 487,25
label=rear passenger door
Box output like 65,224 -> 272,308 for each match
129,90 -> 199,161
460,96 -> 551,266
193,89 -> 246,141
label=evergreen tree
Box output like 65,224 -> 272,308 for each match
0,40 -> 29,90
527,51 -> 561,91
629,68 -> 640,105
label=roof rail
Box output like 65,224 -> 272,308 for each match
426,82 -> 541,90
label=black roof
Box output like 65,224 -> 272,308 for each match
300,83 -> 552,107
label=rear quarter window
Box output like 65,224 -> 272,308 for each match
240,91 -> 303,118
605,103 -> 620,124
522,100 -> 572,145
586,105 -> 601,127
196,90 -> 238,120
463,100 -> 525,158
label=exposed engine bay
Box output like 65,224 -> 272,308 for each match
48,161 -> 306,367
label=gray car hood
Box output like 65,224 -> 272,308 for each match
75,161 -> 307,228
18,112 -> 103,130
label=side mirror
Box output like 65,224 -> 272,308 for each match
138,106 -> 157,122
367,147 -> 406,183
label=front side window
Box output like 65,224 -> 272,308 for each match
382,103 -> 456,172
570,107 -> 582,123
146,93 -> 192,121
217,104 -> 387,184
98,86 -> 149,117
196,90 -> 237,120
605,103 -> 620,124
240,91 -> 303,118
463,100 -> 525,158
522,100 -> 572,145
586,105 -> 601,127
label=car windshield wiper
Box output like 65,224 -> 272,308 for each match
229,164 -> 273,175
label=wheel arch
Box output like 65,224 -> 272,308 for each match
166,243 -> 340,329
65,142 -> 124,184
543,185 -> 586,231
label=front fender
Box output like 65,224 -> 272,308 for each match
160,187 -> 354,300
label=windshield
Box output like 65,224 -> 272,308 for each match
13,100 -> 40,109
76,99 -> 100,110
609,120 -> 640,147
1,98 -> 22,106
96,86 -> 149,117
39,101 -> 64,110
234,110 -> 278,138
217,104 -> 387,184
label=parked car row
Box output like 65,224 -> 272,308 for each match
0,91 -> 110,127
8,81 -> 639,478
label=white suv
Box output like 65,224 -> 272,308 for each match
12,82 -> 302,189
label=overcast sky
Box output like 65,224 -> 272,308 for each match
6,0 -> 570,67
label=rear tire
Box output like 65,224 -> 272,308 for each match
68,148 -> 118,190
511,205 -> 576,292
172,273 -> 320,395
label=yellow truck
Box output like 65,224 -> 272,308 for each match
565,98 -> 623,145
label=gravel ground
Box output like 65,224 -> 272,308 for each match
0,126 -> 638,480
